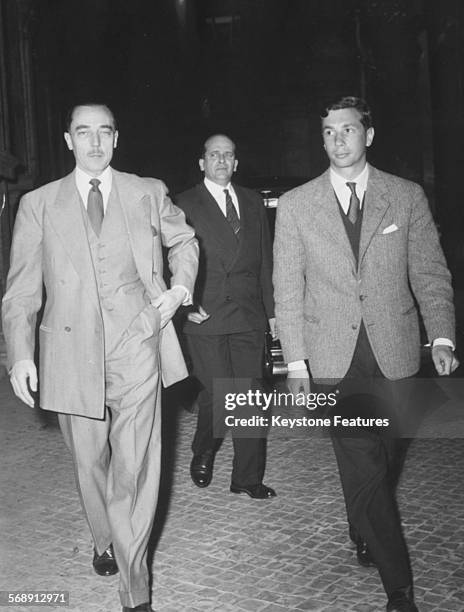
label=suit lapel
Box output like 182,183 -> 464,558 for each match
359,166 -> 391,264
112,171 -> 159,296
49,172 -> 100,309
312,171 -> 356,265
195,183 -> 238,269
231,184 -> 254,265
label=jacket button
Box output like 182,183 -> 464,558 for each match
351,324 -> 358,330
225,296 -> 231,302
360,295 -> 366,301
64,326 -> 71,332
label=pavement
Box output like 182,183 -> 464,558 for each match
1,354 -> 464,612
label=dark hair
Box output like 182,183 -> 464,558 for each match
65,103 -> 117,132
320,96 -> 373,130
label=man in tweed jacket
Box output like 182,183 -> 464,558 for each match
273,96 -> 458,612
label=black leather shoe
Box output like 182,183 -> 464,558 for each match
356,537 -> 376,567
93,544 -> 118,576
122,604 -> 155,612
190,450 -> 215,487
386,586 -> 418,611
230,483 -> 276,499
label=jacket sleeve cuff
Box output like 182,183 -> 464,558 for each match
432,337 -> 455,350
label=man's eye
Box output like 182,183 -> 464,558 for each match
100,130 -> 112,137
76,131 -> 89,137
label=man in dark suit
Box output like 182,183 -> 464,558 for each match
2,103 -> 198,612
176,134 -> 276,499
273,96 -> 458,611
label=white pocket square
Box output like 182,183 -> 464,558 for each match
382,224 -> 398,234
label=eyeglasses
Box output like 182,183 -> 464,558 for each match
205,151 -> 235,161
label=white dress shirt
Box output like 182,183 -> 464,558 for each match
204,177 -> 240,218
330,163 -> 369,213
75,165 -> 112,211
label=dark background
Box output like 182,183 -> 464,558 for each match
31,0 -> 434,187
1,0 -> 464,294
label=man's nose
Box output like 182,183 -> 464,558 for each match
90,132 -> 101,147
334,132 -> 345,145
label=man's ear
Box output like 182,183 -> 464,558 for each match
199,158 -> 205,172
64,132 -> 73,151
366,127 -> 375,148
114,131 -> 119,149
233,159 -> 238,172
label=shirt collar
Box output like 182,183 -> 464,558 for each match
329,163 -> 369,194
204,177 -> 233,199
75,165 -> 112,195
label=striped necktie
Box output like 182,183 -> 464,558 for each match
224,188 -> 240,237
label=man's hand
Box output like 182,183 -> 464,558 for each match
187,305 -> 210,325
268,317 -> 277,339
152,287 -> 187,328
286,369 -> 310,396
9,359 -> 37,408
431,344 -> 459,376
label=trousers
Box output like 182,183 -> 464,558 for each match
59,305 -> 161,608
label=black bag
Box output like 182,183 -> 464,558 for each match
264,331 -> 288,378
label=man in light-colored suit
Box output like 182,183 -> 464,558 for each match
273,96 -> 458,612
2,103 -> 198,612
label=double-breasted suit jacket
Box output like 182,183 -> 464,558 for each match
273,165 -> 455,380
177,182 -> 274,335
176,181 -> 274,485
2,169 -> 199,418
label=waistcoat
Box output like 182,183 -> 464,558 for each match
83,187 -> 149,352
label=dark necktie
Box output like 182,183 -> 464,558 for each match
224,189 -> 240,237
87,178 -> 104,236
346,182 -> 360,224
